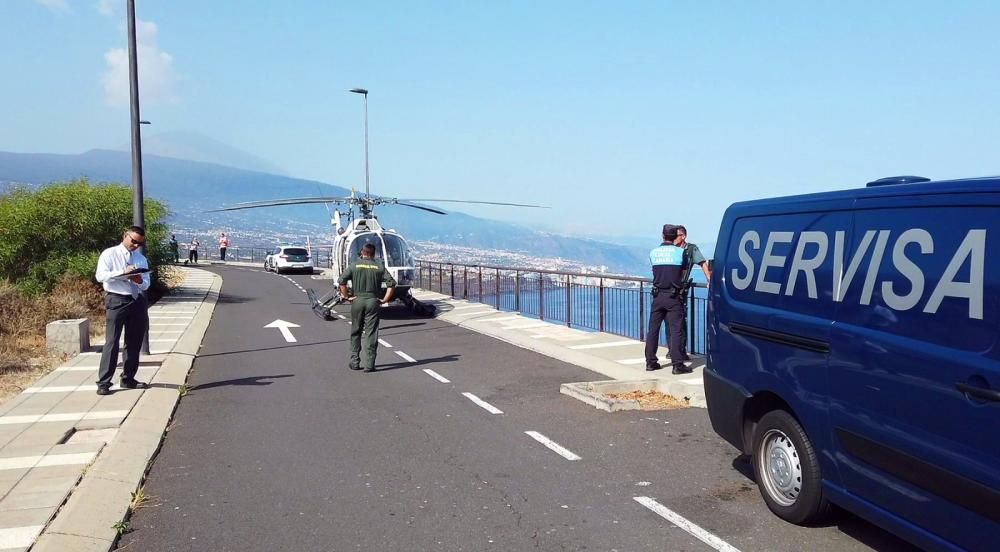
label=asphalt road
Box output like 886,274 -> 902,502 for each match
118,265 -> 920,552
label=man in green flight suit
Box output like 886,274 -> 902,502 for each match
676,225 -> 711,361
338,243 -> 396,372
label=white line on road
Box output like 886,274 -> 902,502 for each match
450,304 -> 496,311
524,431 -> 581,461
337,314 -> 346,319
0,526 -> 44,549
633,497 -> 742,552
423,369 -> 450,383
461,392 -> 503,415
378,339 -> 393,348
617,358 -> 648,365
395,351 -> 417,363
568,340 -> 636,350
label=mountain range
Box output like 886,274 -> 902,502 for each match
0,144 -> 651,275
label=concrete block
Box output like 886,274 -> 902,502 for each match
45,319 -> 89,357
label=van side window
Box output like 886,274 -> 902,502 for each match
836,208 -> 996,351
726,212 -> 851,319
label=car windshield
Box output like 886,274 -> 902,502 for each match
382,234 -> 413,267
283,248 -> 308,256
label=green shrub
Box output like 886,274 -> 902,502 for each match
0,179 -> 169,295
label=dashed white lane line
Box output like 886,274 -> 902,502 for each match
568,340 -> 636,350
395,351 -> 417,363
337,314 -> 346,320
461,392 -> 503,415
524,431 -> 581,461
0,452 -> 98,470
633,497 -> 742,552
423,369 -> 450,383
0,410 -> 130,425
378,339 -> 393,348
0,525 -> 45,549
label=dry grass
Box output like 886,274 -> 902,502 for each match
606,389 -> 690,410
0,276 -> 107,402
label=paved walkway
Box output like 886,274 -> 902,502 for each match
0,267 -> 219,552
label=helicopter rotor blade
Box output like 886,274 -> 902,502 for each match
207,197 -> 356,212
394,202 -> 448,215
395,198 -> 550,208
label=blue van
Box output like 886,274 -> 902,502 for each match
705,176 -> 1000,552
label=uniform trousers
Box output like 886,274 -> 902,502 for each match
349,297 -> 382,370
644,292 -> 685,369
97,293 -> 148,387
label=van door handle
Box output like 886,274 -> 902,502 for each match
955,382 -> 1000,402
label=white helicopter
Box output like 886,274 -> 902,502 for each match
211,87 -> 546,317
212,190 -> 545,317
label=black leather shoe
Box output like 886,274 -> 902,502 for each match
645,364 -> 662,372
120,379 -> 149,389
349,366 -> 362,371
363,367 -> 376,373
96,386 -> 111,396
671,366 -> 693,375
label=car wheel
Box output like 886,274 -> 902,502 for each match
751,410 -> 830,524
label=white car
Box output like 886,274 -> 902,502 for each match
264,245 -> 313,274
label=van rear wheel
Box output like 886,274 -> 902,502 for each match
751,410 -> 829,524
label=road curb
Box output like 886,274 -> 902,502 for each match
32,270 -> 222,552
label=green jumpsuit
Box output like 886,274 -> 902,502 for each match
338,258 -> 396,371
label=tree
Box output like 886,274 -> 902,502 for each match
0,179 -> 169,295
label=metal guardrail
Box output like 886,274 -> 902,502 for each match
415,260 -> 708,355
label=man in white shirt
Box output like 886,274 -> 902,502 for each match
94,226 -> 151,395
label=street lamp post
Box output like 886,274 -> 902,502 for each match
349,88 -> 370,198
126,0 -> 150,354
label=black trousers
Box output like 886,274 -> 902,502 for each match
97,293 -> 148,387
644,292 -> 685,368
189,250 -> 198,263
220,247 -> 227,261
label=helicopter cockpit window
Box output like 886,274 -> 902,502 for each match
348,234 -> 384,261
382,234 -> 413,267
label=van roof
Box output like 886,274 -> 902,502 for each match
729,175 -> 1000,210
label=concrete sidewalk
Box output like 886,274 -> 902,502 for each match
409,289 -> 707,407
0,267 -> 219,552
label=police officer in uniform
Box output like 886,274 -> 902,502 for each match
338,243 -> 397,372
645,224 -> 692,374
675,225 -> 711,361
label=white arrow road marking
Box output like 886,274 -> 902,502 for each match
633,497 -> 742,552
461,392 -> 503,415
524,431 -> 581,461
264,319 -> 300,343
423,369 -> 450,383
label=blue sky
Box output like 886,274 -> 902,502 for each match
3,1 -> 1000,249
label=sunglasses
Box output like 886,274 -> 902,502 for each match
129,235 -> 145,245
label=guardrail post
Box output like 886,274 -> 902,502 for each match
638,282 -> 645,341
463,266 -> 468,299
599,278 -> 605,332
495,268 -> 500,309
450,264 -> 455,297
689,287 -> 697,354
514,270 -> 520,312
565,274 -> 571,327
539,273 -> 544,320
